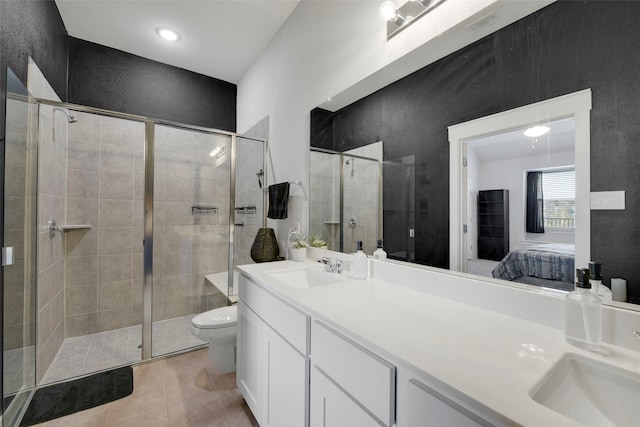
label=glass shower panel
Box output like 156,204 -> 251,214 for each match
151,125 -> 232,357
383,156 -> 415,262
36,108 -> 145,385
3,68 -> 37,427
342,156 -> 380,255
233,137 -> 265,295
309,151 -> 340,252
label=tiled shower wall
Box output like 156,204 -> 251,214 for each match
234,138 -> 264,267
309,151 -> 340,251
30,61 -> 67,382
309,142 -> 382,255
3,97 -> 37,356
36,104 -> 67,379
63,112 -> 145,337
63,119 -> 234,337
152,125 -> 231,321
343,142 -> 382,255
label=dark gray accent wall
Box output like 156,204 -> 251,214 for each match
0,0 -> 69,166
311,1 -> 640,303
68,37 -> 237,131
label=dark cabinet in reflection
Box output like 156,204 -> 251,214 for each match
478,190 -> 509,261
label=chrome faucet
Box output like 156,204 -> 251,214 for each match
318,257 -> 344,274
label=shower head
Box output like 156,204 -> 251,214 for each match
345,158 -> 355,176
53,107 -> 77,123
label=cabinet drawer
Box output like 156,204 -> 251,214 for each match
311,321 -> 395,427
239,274 -> 309,354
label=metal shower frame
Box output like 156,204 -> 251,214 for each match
35,98 -> 268,361
309,147 -> 382,252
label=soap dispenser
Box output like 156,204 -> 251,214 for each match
589,261 -> 612,304
353,241 -> 368,279
373,239 -> 387,260
566,268 -> 602,351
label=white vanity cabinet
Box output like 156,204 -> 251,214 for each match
237,275 -> 310,427
310,321 -> 396,427
400,369 -> 505,427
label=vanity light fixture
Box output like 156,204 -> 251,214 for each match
523,125 -> 550,138
156,27 -> 181,42
380,0 -> 447,39
379,1 -> 406,25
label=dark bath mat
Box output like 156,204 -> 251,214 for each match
19,366 -> 133,426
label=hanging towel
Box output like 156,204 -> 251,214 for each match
267,182 -> 290,219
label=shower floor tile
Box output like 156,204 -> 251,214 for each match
3,346 -> 36,395
41,315 -> 206,385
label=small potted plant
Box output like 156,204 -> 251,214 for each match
310,234 -> 328,250
290,236 -> 308,262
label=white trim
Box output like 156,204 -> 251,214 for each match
448,89 -> 592,274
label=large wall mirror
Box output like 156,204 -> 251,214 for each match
309,1 -> 640,307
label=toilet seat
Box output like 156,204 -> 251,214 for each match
192,306 -> 237,329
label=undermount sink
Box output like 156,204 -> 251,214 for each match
268,268 -> 345,289
531,353 -> 640,426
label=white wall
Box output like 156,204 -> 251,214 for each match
236,0 -> 554,248
472,149 -> 575,253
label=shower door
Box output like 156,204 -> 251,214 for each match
309,150 -> 340,252
383,156 -> 415,262
233,136 -> 266,282
2,68 -> 38,427
151,125 -> 232,357
342,155 -> 381,255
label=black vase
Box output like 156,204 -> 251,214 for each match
250,228 -> 280,263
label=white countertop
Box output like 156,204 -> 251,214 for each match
237,259 -> 640,427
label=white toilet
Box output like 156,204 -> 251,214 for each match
190,305 -> 238,375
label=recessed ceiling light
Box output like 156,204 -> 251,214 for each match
523,125 -> 550,138
156,28 -> 180,42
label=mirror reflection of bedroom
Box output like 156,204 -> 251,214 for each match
465,117 -> 576,292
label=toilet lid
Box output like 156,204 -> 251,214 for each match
192,306 -> 237,329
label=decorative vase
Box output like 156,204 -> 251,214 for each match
291,247 -> 307,262
250,228 -> 280,263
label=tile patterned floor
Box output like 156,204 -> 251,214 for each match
42,315 -> 206,385
31,348 -> 258,427
3,346 -> 35,394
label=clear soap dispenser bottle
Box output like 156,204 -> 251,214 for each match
589,261 -> 613,304
566,268 -> 602,351
353,241 -> 368,279
373,239 -> 387,260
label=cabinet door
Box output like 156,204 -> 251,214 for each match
406,378 -> 493,427
237,302 -> 263,422
310,367 -> 380,427
263,327 -> 308,427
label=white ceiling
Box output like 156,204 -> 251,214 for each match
467,118 -> 575,163
55,0 -> 300,84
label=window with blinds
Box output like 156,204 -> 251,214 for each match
542,169 -> 575,229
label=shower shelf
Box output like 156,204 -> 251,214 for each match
48,219 -> 91,238
58,225 -> 92,231
235,206 -> 257,214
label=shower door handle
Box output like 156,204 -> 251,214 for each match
2,247 -> 15,266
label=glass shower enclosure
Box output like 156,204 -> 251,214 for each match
2,68 -> 38,427
2,94 -> 265,425
309,147 -> 382,255
309,146 -> 415,260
